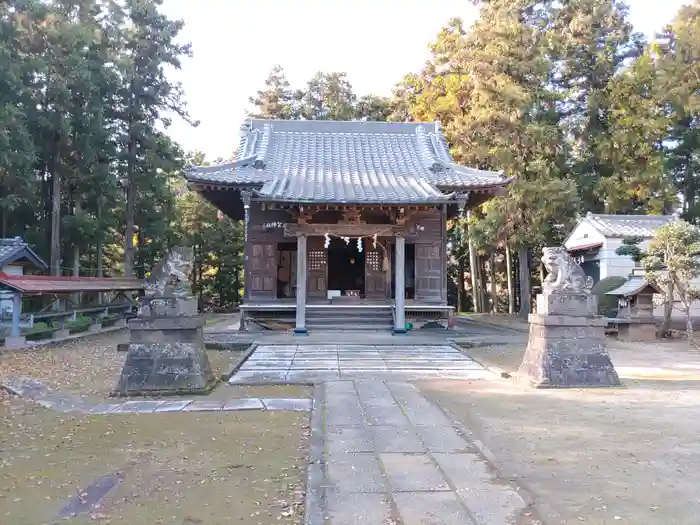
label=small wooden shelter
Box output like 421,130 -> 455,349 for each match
606,270 -> 663,341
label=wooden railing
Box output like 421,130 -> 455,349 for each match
0,302 -> 136,346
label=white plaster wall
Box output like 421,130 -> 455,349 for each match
0,264 -> 22,317
564,222 -> 606,250
652,276 -> 700,320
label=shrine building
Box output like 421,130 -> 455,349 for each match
185,119 -> 510,334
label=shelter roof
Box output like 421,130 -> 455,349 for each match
0,275 -> 144,294
605,275 -> 663,297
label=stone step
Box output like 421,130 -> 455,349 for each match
306,317 -> 393,327
307,325 -> 392,332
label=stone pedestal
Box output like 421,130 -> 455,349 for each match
518,292 -> 621,388
113,315 -> 216,396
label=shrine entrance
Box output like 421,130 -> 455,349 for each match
327,237 -> 365,297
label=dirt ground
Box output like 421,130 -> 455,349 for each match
0,395 -> 309,525
0,332 -> 309,402
423,340 -> 700,525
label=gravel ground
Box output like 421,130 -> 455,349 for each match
0,331 -> 309,403
422,339 -> 700,524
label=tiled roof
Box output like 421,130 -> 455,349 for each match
0,238 -> 47,270
605,275 -> 663,297
584,213 -> 678,238
185,119 -> 509,203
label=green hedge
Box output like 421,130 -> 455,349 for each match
592,276 -> 627,317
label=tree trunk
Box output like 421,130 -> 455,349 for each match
123,104 -> 137,278
684,303 -> 693,344
0,209 -> 7,238
661,281 -> 674,336
49,135 -> 61,276
505,243 -> 514,314
466,213 -> 480,313
96,200 -> 103,278
518,247 -> 531,318
72,201 -> 81,306
478,257 -> 488,313
490,250 -> 498,313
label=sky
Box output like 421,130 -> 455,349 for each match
160,0 -> 690,160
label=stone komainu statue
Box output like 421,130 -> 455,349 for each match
144,246 -> 194,298
140,247 -> 195,317
541,246 -> 594,294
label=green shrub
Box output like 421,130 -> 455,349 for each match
592,276 -> 627,317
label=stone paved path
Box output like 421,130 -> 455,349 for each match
1,377 -> 311,414
318,380 -> 530,525
229,344 -> 495,384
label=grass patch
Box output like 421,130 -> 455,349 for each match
0,403 -> 308,525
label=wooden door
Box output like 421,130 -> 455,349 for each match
307,237 -> 327,299
249,243 -> 276,297
415,242 -> 442,302
365,249 -> 386,299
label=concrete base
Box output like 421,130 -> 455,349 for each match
519,293 -> 621,388
113,314 -> 215,396
113,341 -> 216,396
53,329 -> 70,339
293,327 -> 308,335
393,328 -> 408,335
618,320 -> 658,342
4,336 -> 26,349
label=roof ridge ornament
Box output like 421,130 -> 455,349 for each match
254,123 -> 272,169
415,125 -> 445,173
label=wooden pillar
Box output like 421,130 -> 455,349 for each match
394,235 -> 406,334
241,191 -> 252,301
294,234 -> 308,335
11,292 -> 21,338
466,211 -> 480,313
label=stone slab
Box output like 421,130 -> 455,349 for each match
223,398 -> 264,411
363,404 -> 409,427
113,400 -> 166,413
380,453 -> 450,492
129,315 -> 204,331
433,453 -> 527,525
261,398 -> 312,411
326,491 -> 393,525
228,370 -> 288,384
153,400 -> 193,412
183,401 -> 224,412
327,426 -> 375,453
393,491 -> 475,525
325,452 -> 387,493
370,425 -> 425,453
536,292 -> 597,316
413,424 -> 471,453
57,472 -> 124,518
